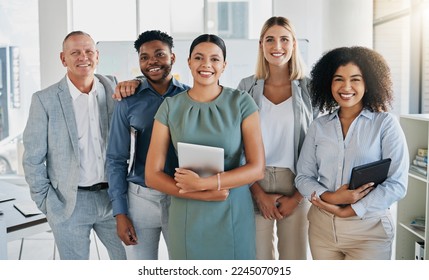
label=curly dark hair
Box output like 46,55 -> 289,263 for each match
134,30 -> 174,53
310,46 -> 393,113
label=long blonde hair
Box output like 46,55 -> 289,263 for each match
254,16 -> 306,80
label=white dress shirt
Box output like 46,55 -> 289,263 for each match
67,76 -> 106,186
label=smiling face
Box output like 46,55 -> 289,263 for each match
260,24 -> 295,68
138,40 -> 175,84
60,34 -> 98,80
188,42 -> 226,87
331,62 -> 366,111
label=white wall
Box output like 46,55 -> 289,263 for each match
323,0 -> 373,49
38,0 -> 71,89
273,0 -> 373,70
38,0 -> 374,86
273,0 -> 324,70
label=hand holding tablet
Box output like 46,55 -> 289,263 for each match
348,158 -> 392,190
177,142 -> 224,178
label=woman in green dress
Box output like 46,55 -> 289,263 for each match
145,34 -> 265,260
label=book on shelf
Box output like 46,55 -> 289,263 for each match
413,159 -> 428,168
410,164 -> 427,176
417,148 -> 428,157
410,217 -> 425,230
415,241 -> 425,260
415,155 -> 428,163
410,148 -> 429,176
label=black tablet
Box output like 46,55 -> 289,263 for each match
349,158 -> 392,190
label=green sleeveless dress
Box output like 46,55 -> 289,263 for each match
155,87 -> 258,259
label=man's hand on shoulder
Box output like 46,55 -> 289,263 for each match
112,79 -> 141,101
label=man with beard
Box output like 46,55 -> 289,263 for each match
106,30 -> 189,260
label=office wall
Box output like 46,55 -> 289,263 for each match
38,0 -> 71,90
273,0 -> 373,68
38,0 -> 374,89
96,39 -> 309,88
273,0 -> 323,69
322,0 -> 373,49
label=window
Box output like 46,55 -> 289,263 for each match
207,0 -> 271,39
374,0 -> 429,114
373,0 -> 411,115
209,1 -> 249,39
0,0 -> 38,175
136,0 -> 271,40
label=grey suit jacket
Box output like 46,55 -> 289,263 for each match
23,74 -> 116,224
237,75 -> 317,170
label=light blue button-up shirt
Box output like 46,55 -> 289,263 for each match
295,108 -> 409,217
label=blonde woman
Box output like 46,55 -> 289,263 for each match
238,16 -> 316,260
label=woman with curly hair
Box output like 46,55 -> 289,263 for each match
295,46 -> 409,260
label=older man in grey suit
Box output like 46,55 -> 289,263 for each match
22,31 -> 126,260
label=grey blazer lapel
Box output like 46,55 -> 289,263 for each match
95,74 -> 116,142
96,83 -> 109,142
291,80 -> 303,165
248,79 -> 265,108
57,77 -> 79,159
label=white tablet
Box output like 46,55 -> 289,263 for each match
177,142 -> 224,177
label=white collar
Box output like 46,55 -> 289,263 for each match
66,75 -> 99,100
